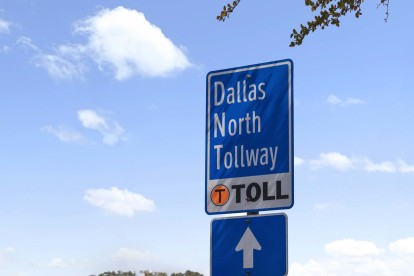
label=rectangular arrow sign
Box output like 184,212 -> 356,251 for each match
205,60 -> 294,215
211,213 -> 288,276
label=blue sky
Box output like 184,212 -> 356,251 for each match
1,0 -> 413,275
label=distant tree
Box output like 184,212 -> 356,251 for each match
139,271 -> 168,276
171,270 -> 203,276
91,271 -> 136,276
93,269 -> 203,276
217,0 -> 390,47
186,271 -> 203,276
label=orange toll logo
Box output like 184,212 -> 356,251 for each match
211,185 -> 230,206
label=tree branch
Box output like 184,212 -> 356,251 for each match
216,0 -> 390,47
290,0 -> 364,47
378,0 -> 390,22
216,0 -> 241,21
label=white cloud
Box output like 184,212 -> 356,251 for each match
18,7 -> 191,80
114,248 -> 153,262
44,257 -> 76,268
290,237 -> 414,276
326,94 -> 342,105
290,258 -> 390,276
397,160 -> 414,173
17,36 -> 87,80
35,53 -> 87,80
0,19 -> 11,34
327,94 -> 364,106
294,156 -> 305,167
363,159 -> 397,173
360,158 -> 414,174
17,36 -> 39,52
325,239 -> 383,257
84,187 -> 155,217
389,238 -> 414,256
42,125 -> 86,144
73,6 -> 191,79
77,109 -> 125,145
43,109 -> 124,146
78,109 -> 106,129
307,152 -> 414,174
346,97 -> 364,105
310,152 -> 354,171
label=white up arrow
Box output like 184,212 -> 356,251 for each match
235,226 -> 262,269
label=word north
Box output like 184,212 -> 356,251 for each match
214,145 -> 278,171
213,111 -> 261,138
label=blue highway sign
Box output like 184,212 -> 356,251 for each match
206,60 -> 294,214
211,213 -> 288,276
